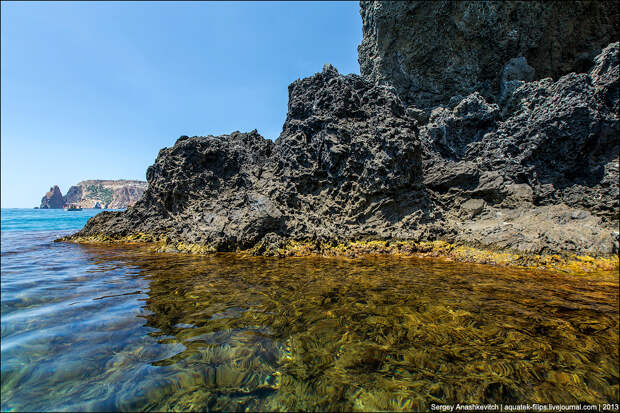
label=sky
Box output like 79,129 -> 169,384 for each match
1,1 -> 362,208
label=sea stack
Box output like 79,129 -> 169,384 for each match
40,185 -> 64,209
66,2 -> 619,268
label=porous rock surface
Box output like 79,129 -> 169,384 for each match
69,5 -> 619,258
74,65 -> 431,249
358,1 -> 619,108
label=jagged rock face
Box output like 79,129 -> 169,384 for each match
269,65 -> 426,241
40,185 -> 64,209
358,1 -> 620,108
107,186 -> 148,209
71,28 -> 619,255
76,66 -> 431,247
63,185 -> 83,205
134,129 -> 276,249
419,43 -> 619,254
422,44 -> 619,220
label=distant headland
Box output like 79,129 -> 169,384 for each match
39,180 -> 147,209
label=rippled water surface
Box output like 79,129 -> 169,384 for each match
1,209 -> 619,411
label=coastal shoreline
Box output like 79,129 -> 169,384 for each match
55,6 -> 619,276
58,234 -> 619,276
58,41 -> 620,264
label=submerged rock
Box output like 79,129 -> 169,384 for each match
67,5 -> 619,261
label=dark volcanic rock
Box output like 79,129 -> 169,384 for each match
269,64 -> 426,241
423,44 -> 619,218
40,185 -> 64,209
419,43 -> 619,254
69,6 -> 619,258
358,1 -> 620,108
74,66 -> 431,248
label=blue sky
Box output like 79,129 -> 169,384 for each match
1,1 -> 362,208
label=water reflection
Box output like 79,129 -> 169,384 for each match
2,240 -> 618,411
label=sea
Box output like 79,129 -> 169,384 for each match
1,208 -> 618,411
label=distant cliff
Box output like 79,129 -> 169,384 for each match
39,180 -> 147,209
40,185 -> 64,209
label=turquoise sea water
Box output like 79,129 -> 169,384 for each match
1,208 -> 109,232
1,208 -> 619,411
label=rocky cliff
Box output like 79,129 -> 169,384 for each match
40,185 -> 64,209
66,3 -> 619,267
358,1 -> 619,108
40,180 -> 147,209
63,180 -> 147,209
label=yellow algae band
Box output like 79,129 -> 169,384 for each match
59,234 -> 619,275
57,233 -> 216,254
58,232 -> 163,244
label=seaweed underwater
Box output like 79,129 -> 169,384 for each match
4,242 -> 616,411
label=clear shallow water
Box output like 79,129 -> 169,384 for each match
1,209 -> 619,411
